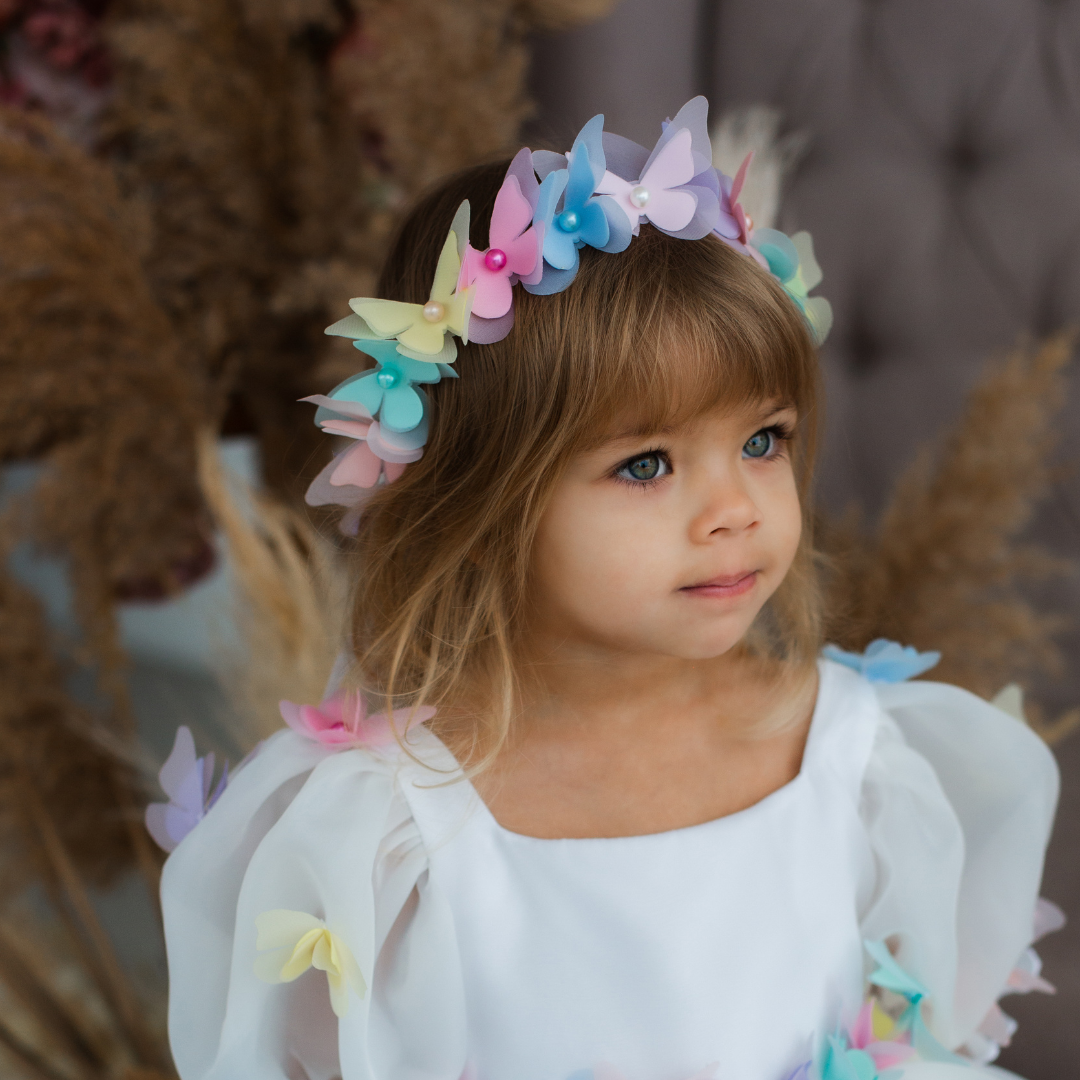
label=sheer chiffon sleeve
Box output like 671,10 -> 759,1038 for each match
858,679 -> 1059,1054
161,729 -> 467,1080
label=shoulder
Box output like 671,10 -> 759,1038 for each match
161,725 -> 462,1080
163,727 -> 401,869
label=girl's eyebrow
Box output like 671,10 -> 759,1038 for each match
608,423 -> 678,442
752,401 -> 797,423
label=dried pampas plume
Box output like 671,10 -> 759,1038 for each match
823,336 -> 1077,740
711,105 -> 809,232
0,569 -> 171,1077
196,431 -> 348,745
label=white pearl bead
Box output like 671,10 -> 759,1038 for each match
629,185 -> 650,209
422,300 -> 445,323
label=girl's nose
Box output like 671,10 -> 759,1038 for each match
688,470 -> 761,542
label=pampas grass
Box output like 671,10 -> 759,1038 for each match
0,897 -> 168,1080
0,545 -> 147,893
336,0 -> 544,199
196,430 -> 347,745
0,104 -> 207,648
0,566 -> 171,1077
822,336 -> 1077,736
711,105 -> 808,232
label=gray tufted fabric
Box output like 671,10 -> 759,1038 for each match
530,2 -> 1080,1075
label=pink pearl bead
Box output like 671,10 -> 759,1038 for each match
484,248 -> 507,272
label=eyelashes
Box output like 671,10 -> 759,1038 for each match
761,422 -> 795,443
744,423 -> 795,460
613,448 -> 672,490
609,423 -> 795,490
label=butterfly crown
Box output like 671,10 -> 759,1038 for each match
305,97 -> 832,533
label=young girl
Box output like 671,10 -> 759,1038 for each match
158,100 -> 1060,1080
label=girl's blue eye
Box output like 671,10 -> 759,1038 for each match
743,430 -> 774,459
617,453 -> 669,483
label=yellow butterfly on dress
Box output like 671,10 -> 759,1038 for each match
253,909 -> 366,1018
326,202 -> 473,364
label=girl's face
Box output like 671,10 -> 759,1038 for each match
527,399 -> 803,662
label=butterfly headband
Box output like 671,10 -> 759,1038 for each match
305,96 -> 832,534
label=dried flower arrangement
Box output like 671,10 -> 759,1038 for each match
0,1 -> 618,1074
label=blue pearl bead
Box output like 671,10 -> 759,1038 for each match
556,209 -> 579,233
376,368 -> 399,389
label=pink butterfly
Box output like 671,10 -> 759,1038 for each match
458,148 -> 543,342
300,393 -> 424,528
145,726 -> 228,853
318,417 -> 413,488
715,153 -> 769,272
596,126 -> 698,235
279,689 -> 436,748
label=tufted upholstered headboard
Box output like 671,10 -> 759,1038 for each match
530,2 -> 1080,1075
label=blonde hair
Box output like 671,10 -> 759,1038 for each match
341,160 -> 824,765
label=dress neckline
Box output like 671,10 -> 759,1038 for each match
407,658 -> 843,846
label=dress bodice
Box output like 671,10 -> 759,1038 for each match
158,659 -> 1059,1080
404,661 -> 879,1080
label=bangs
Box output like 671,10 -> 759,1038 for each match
539,228 -> 820,451
587,309 -> 808,444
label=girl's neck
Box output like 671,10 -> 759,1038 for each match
435,630 -> 819,840
453,645 -> 818,839
510,631 -> 781,742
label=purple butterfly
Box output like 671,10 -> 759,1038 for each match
145,726 -> 228,853
595,96 -> 721,241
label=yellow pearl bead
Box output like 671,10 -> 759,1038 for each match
422,300 -> 445,323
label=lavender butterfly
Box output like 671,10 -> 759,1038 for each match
595,96 -> 720,241
145,726 -> 228,853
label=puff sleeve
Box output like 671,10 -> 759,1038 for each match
161,729 -> 468,1080
857,679 -> 1059,1052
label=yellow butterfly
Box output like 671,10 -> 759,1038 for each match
326,202 -> 473,362
254,909 -> 366,1018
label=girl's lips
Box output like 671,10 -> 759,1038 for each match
679,571 -> 758,599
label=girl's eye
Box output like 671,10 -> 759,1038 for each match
742,430 -> 775,459
616,452 -> 670,484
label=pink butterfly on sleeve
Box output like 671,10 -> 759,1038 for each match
145,726 -> 228,853
280,689 -> 436,749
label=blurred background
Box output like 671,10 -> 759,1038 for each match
0,1 -> 1077,1077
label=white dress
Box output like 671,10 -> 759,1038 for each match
160,660 -> 1059,1080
